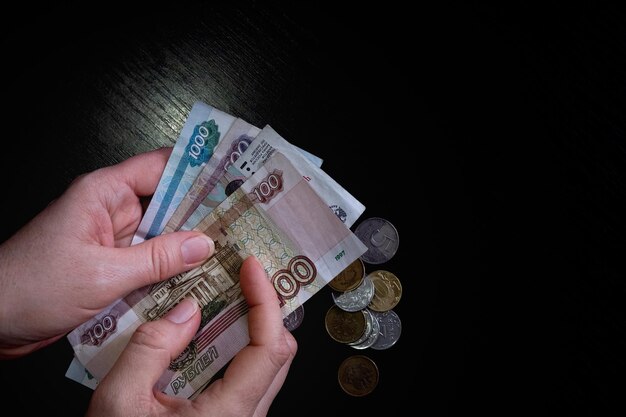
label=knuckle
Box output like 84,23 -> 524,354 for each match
267,339 -> 294,370
149,241 -> 175,280
70,168 -> 105,191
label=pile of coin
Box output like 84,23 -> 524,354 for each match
326,264 -> 403,350
325,216 -> 402,396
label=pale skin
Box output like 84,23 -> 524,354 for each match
0,148 -> 297,417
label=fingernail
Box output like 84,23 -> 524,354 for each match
165,297 -> 198,324
181,234 -> 214,264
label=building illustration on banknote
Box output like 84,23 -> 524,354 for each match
143,241 -> 244,327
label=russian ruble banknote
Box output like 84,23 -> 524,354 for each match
244,126 -> 364,228
67,151 -> 367,398
162,117 -> 262,234
65,356 -> 98,389
172,124 -> 362,231
132,102 -> 236,244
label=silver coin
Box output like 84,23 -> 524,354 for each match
351,308 -> 381,350
283,304 -> 304,331
353,217 -> 399,264
332,275 -> 375,312
348,308 -> 375,346
370,309 -> 401,350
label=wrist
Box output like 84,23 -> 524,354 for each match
0,240 -> 20,355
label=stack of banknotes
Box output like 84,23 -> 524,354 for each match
65,101 -> 368,398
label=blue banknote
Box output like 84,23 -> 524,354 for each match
131,102 -> 235,244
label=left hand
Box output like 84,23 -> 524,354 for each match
0,148 -> 215,358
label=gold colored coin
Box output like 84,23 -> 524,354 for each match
337,355 -> 379,397
328,258 -> 365,292
367,270 -> 402,312
324,305 -> 366,344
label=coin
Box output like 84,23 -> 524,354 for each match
353,217 -> 399,264
370,309 -> 402,350
328,258 -> 365,292
367,270 -> 402,312
283,304 -> 304,331
347,308 -> 375,346
332,274 -> 375,312
324,305 -> 367,344
351,308 -> 380,350
337,355 -> 379,396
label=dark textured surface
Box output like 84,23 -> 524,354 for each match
1,3 -> 625,416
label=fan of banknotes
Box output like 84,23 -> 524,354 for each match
65,101 -> 370,397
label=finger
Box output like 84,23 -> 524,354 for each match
96,298 -> 201,397
240,256 -> 286,346
102,231 -> 214,295
196,256 -> 295,413
110,147 -> 173,197
253,330 -> 298,416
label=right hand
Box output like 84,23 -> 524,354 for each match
86,256 -> 298,417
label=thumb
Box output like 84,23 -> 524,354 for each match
107,231 -> 214,294
95,298 -> 201,399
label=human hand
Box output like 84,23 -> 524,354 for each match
86,256 -> 297,417
0,148 -> 215,358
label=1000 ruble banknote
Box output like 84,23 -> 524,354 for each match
132,102 -> 235,244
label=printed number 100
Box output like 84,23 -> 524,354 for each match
252,173 -> 283,203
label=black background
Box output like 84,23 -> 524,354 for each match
1,2 -> 625,416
